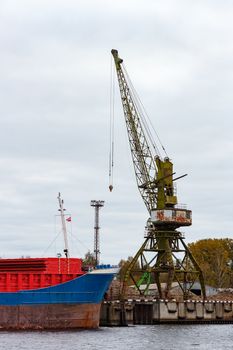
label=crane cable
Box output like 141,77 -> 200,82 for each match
109,57 -> 169,192
109,56 -> 115,192
123,64 -> 168,159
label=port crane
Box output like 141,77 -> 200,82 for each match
111,49 -> 205,299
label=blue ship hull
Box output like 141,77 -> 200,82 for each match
0,269 -> 116,329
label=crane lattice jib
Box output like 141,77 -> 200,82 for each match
111,49 -> 157,213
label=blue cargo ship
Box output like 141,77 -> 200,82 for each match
0,194 -> 117,330
0,265 -> 117,330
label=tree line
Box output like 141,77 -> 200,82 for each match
188,238 -> 233,288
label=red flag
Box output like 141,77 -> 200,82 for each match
66,217 -> 71,222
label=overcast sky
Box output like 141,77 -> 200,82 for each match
0,0 -> 233,264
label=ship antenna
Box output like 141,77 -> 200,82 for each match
57,192 -> 69,258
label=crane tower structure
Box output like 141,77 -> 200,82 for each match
111,49 -> 205,300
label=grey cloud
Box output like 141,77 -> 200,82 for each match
0,0 -> 232,263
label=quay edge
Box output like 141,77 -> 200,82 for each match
100,299 -> 233,326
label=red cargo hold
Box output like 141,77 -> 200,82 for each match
0,257 -> 84,292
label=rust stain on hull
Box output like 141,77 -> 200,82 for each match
0,303 -> 101,330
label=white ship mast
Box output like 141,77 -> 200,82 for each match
57,192 -> 69,258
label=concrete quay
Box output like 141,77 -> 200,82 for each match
100,299 -> 233,326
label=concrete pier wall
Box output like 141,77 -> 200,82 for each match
100,300 -> 233,326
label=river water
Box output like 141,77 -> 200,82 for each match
0,325 -> 232,350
